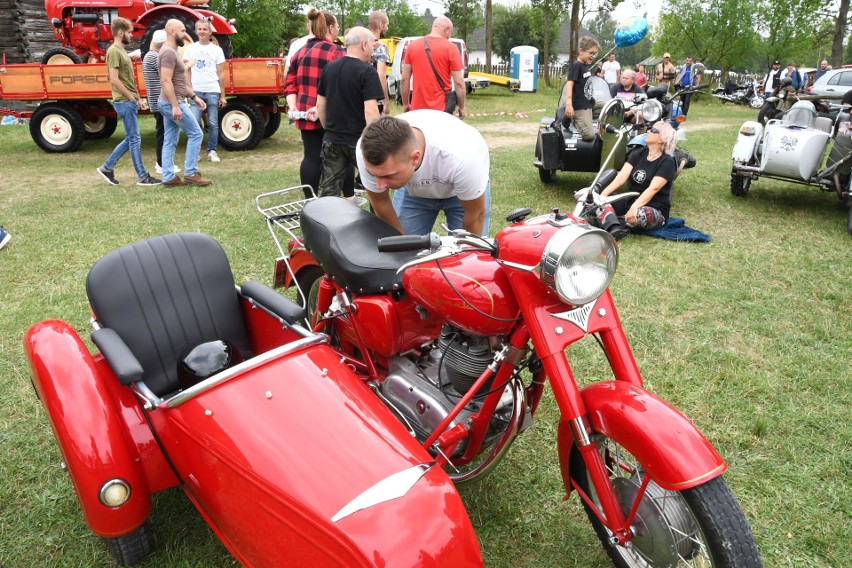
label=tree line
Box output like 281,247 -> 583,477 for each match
211,0 -> 851,84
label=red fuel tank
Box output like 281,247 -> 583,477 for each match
403,251 -> 520,337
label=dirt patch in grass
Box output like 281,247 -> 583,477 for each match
472,119 -> 736,150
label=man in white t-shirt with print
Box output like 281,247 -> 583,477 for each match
183,18 -> 226,162
601,53 -> 621,85
356,110 -> 491,236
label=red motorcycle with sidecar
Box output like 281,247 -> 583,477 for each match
25,193 -> 764,565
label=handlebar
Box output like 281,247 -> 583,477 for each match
377,233 -> 440,253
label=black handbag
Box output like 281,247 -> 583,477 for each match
423,37 -> 456,114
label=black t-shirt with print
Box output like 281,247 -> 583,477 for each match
626,146 -> 677,218
568,61 -> 594,110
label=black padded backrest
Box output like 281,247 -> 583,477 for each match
86,233 -> 251,396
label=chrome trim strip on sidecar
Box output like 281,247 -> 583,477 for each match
331,462 -> 436,523
162,335 -> 329,409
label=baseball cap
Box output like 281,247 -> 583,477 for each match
773,60 -> 780,65
663,52 -> 671,58
152,30 -> 167,44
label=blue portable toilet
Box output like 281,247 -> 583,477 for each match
510,46 -> 539,92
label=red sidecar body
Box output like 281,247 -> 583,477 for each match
24,232 -> 482,567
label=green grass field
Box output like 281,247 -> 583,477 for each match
0,86 -> 849,567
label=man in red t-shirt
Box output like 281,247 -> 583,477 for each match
401,16 -> 465,118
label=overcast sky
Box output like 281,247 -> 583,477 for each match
406,0 -> 663,25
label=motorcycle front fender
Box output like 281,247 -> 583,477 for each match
557,381 -> 726,492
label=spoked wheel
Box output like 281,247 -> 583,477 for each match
749,95 -> 764,109
570,435 -> 762,567
103,523 -> 152,566
731,172 -> 751,196
294,265 -> 324,322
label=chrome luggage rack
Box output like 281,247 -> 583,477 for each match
256,185 -> 369,303
256,185 -> 317,304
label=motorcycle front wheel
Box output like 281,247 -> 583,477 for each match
749,95 -> 765,109
569,435 -> 762,567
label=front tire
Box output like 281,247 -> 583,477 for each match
731,172 -> 751,196
538,168 -> 557,183
570,436 -> 762,567
757,103 -> 781,125
749,95 -> 764,109
218,98 -> 265,151
41,47 -> 82,65
103,523 -> 152,566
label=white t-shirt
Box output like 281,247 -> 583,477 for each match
357,109 -> 490,201
183,42 -> 225,93
602,60 -> 621,84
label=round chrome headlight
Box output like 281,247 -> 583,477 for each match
540,225 -> 618,305
640,99 -> 663,123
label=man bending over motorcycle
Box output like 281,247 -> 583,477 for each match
356,111 -> 491,236
594,121 -> 678,240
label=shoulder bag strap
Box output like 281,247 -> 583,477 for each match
422,37 -> 448,92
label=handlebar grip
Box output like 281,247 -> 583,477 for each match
377,233 -> 439,252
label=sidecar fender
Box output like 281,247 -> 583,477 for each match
274,242 -> 319,289
558,381 -> 726,492
24,320 -> 173,537
732,121 -> 763,165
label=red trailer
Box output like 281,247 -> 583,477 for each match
0,57 -> 286,152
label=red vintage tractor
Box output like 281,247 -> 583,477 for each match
43,0 -> 237,64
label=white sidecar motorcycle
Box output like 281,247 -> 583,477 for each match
731,100 -> 852,234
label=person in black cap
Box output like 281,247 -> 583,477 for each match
761,60 -> 782,97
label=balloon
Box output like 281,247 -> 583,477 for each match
613,17 -> 649,48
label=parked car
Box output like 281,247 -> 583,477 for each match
808,68 -> 852,98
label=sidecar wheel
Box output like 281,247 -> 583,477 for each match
538,168 -> 557,183
569,436 -> 762,567
103,523 -> 152,566
731,173 -> 751,197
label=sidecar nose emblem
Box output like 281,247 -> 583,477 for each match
332,462 -> 435,522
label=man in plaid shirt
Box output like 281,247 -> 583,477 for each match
284,9 -> 345,198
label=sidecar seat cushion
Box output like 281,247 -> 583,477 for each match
300,197 -> 420,294
86,233 -> 252,397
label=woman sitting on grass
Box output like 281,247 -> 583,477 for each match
595,120 -> 678,240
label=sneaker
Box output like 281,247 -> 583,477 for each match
208,150 -> 221,163
137,174 -> 162,186
156,164 -> 181,174
184,172 -> 212,186
97,166 -> 119,186
608,225 -> 631,242
163,177 -> 185,187
0,226 -> 10,250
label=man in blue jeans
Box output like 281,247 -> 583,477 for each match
183,18 -> 226,163
157,18 -> 212,187
357,110 -> 490,236
96,17 -> 160,186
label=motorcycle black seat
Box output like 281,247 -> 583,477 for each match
300,197 -> 419,295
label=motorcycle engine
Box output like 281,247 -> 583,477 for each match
378,324 -> 512,448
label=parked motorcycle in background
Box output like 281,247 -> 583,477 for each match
712,79 -> 764,109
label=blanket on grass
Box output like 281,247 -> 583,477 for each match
634,217 -> 711,243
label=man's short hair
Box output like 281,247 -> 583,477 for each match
195,18 -> 212,31
344,26 -> 371,47
578,36 -> 599,51
111,17 -> 132,36
360,116 -> 417,166
368,10 -> 388,29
